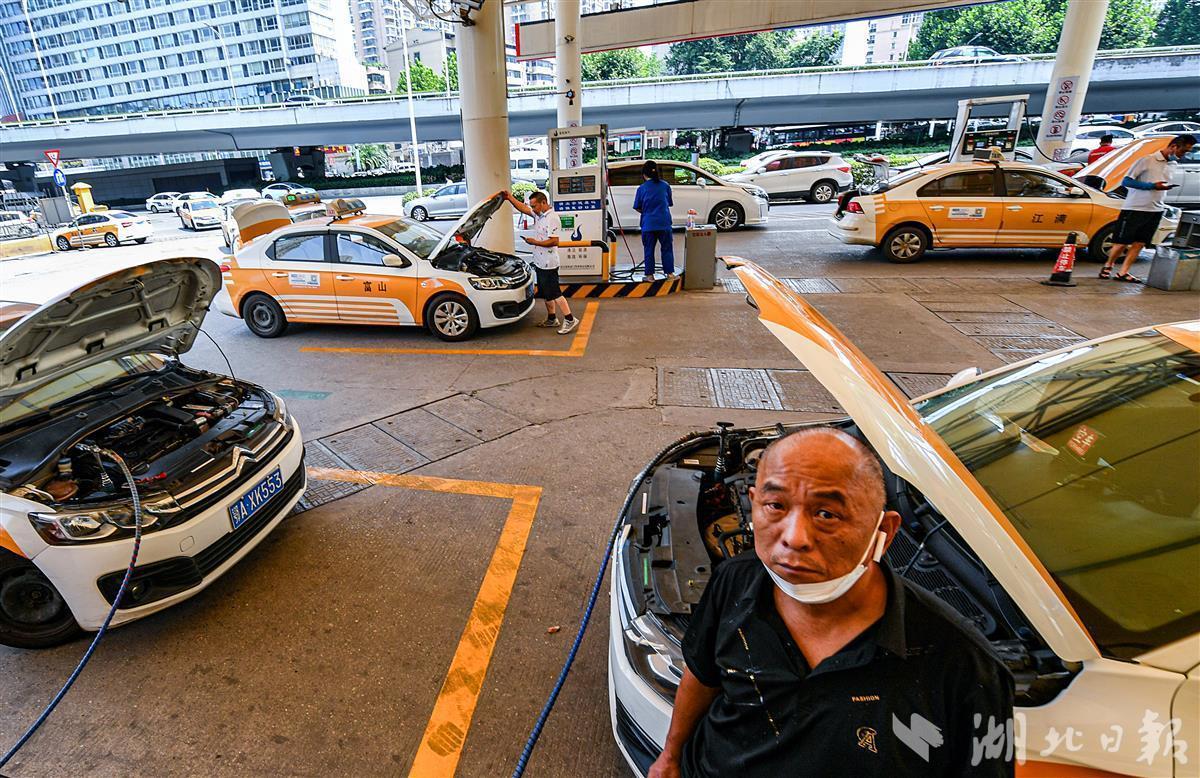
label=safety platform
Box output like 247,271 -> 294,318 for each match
559,274 -> 682,298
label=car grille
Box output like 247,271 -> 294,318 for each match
614,696 -> 659,777
97,461 -> 305,608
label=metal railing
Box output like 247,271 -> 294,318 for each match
1,45 -> 1195,131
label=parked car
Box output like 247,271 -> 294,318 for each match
262,182 -> 317,201
404,182 -> 468,222
738,150 -> 793,170
51,211 -> 152,251
607,159 -> 769,231
221,196 -> 326,250
609,259 -> 1200,778
216,193 -> 535,341
173,191 -> 216,214
0,258 -> 304,648
144,192 -> 180,213
1069,126 -> 1136,153
220,188 -> 261,202
724,151 -> 853,203
1132,120 -> 1200,138
929,46 -> 1029,65
892,149 -> 1035,176
828,160 -> 1179,262
178,199 -> 222,231
283,94 -> 325,105
510,155 -> 550,187
1073,135 -> 1200,207
0,210 -> 37,237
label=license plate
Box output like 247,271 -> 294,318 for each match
228,467 -> 284,530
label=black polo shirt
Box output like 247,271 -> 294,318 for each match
681,552 -> 1014,777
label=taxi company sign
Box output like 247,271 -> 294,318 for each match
948,207 -> 986,220
1042,76 -> 1080,142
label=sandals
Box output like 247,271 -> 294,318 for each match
1098,266 -> 1113,279
1114,273 -> 1142,283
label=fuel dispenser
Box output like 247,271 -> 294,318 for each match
949,94 -> 1029,162
548,124 -> 613,279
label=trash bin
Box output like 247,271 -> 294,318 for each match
683,225 -> 717,290
1147,245 -> 1200,291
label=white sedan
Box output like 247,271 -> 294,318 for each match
606,159 -> 768,231
262,182 -> 317,201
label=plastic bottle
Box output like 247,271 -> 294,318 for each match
686,209 -> 697,229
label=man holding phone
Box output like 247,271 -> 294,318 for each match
1101,133 -> 1196,283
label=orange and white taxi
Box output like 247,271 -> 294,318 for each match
829,160 -> 1179,263
212,194 -> 535,341
51,210 -> 152,251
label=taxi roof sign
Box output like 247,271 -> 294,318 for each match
283,191 -> 321,207
327,197 -> 367,220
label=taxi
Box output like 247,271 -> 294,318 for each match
51,210 -> 152,251
221,191 -> 327,250
829,159 -> 1180,263
213,194 -> 535,341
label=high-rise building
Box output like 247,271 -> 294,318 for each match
864,12 -> 923,64
0,0 -> 368,120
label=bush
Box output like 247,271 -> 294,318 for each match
511,181 -> 538,198
307,164 -> 465,190
402,187 -> 438,203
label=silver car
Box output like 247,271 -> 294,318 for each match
403,182 -> 469,221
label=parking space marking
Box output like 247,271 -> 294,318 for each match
298,301 -> 598,358
305,466 -> 542,778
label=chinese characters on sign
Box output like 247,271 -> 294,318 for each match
1043,75 -> 1081,160
967,711 -> 1190,768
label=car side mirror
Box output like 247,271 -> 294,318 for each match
755,167 -> 767,174
382,253 -> 407,268
1067,186 -> 1087,197
697,179 -> 707,188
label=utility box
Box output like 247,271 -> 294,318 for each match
37,196 -> 74,227
1147,245 -> 1200,291
683,225 -> 717,290
1172,211 -> 1200,250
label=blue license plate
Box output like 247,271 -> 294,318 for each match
228,466 -> 284,530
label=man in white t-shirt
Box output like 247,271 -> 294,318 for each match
1101,133 -> 1195,283
504,190 -> 578,334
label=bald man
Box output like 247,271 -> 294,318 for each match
648,428 -> 1014,778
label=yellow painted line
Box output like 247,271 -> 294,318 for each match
299,301 -> 599,358
305,466 -> 542,778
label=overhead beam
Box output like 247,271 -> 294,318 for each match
515,0 -> 996,59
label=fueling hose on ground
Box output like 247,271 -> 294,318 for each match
0,448 -> 143,772
511,431 -> 710,778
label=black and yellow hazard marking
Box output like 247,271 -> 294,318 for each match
560,274 -> 682,299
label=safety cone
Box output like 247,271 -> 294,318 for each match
1041,232 -> 1078,287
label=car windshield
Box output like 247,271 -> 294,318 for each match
916,329 -> 1200,658
192,201 -> 218,210
0,353 -> 167,428
370,218 -> 443,259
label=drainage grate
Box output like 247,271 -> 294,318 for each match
767,369 -> 843,413
375,408 -> 483,461
720,278 -> 746,294
971,335 -> 1083,352
710,368 -> 783,410
425,394 -> 527,441
917,299 -> 1029,313
322,424 -> 429,473
781,278 -> 840,294
829,278 -> 882,293
951,322 -> 1078,338
295,441 -> 368,512
658,367 -> 842,412
887,372 -> 954,399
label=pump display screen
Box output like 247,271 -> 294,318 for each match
557,176 -> 596,196
962,128 -> 1018,154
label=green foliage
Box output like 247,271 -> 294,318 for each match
1155,0 -> 1200,45
511,181 -> 538,198
581,48 -> 663,81
403,187 -> 439,203
308,165 -> 464,190
787,32 -> 844,67
695,157 -> 725,175
353,143 -> 390,170
666,30 -> 795,74
394,55 -> 456,93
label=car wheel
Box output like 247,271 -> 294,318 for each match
882,225 -> 929,263
411,206 -> 429,222
55,236 -> 71,251
810,180 -> 837,204
709,202 -> 744,231
1086,224 -> 1115,262
104,232 -> 119,247
242,294 -> 288,338
0,551 -> 81,649
135,237 -> 148,244
427,294 -> 478,342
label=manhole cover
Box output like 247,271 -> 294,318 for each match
375,408 -> 483,461
295,441 -> 368,512
659,368 -> 842,412
919,299 -> 1028,313
711,368 -> 782,409
887,372 -> 954,399
322,424 -> 428,473
767,370 -> 843,413
659,367 -> 717,407
952,322 -> 1078,338
781,278 -> 840,294
425,394 -> 526,441
973,335 -> 1082,352
990,349 -> 1046,364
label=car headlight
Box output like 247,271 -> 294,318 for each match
268,391 -> 288,424
469,275 -> 523,290
745,186 -> 768,200
28,494 -> 179,544
615,535 -> 684,702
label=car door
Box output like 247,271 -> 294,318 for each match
915,169 -> 1003,246
80,214 -> 108,246
660,163 -> 709,226
606,164 -> 645,229
260,230 -> 339,323
448,183 -> 469,216
330,230 -> 417,326
63,216 -> 89,247
999,168 -> 1093,247
1169,148 -> 1200,205
428,184 -> 456,216
751,157 -> 791,195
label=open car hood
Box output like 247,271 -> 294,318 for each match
0,258 -> 221,403
728,258 -> 1098,662
431,191 -> 505,259
232,200 -> 294,246
1074,136 -> 1170,191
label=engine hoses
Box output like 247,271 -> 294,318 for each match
511,431 -> 711,778
0,447 -> 143,772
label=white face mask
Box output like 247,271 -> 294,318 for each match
764,511 -> 887,605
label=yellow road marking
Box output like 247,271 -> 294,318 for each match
305,466 -> 542,777
299,301 -> 598,358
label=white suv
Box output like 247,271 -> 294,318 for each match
607,160 -> 768,231
725,151 -> 853,203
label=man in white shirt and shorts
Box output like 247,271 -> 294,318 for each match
505,190 -> 578,334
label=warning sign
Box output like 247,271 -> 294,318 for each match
44,149 -> 60,166
1066,423 -> 1100,458
1042,76 -> 1080,141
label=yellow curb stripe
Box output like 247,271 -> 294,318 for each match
599,284 -> 623,298
305,466 -> 542,778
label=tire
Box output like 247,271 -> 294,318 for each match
0,550 -> 81,649
1086,224 -> 1116,262
242,294 -> 288,338
809,179 -> 838,204
709,202 -> 744,231
180,217 -> 190,231
426,294 -> 478,342
410,206 -> 429,222
104,232 -> 119,247
55,236 -> 71,252
135,237 -> 148,244
881,224 -> 929,263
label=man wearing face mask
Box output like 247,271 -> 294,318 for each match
647,428 -> 1014,778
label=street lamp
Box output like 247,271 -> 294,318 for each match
203,22 -> 241,111
400,26 -> 423,192
19,0 -> 58,121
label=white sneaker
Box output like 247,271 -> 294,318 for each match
557,317 -> 579,335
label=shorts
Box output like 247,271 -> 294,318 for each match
1113,210 -> 1163,246
534,266 -> 562,300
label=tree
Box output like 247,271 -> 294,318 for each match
666,30 -> 795,74
394,58 -> 444,93
786,31 -> 844,67
354,143 -> 390,170
1155,0 -> 1200,45
581,48 -> 662,81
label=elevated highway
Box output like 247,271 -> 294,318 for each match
1,47 -> 1196,162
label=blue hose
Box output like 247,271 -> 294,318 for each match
0,449 -> 143,771
511,432 -> 707,777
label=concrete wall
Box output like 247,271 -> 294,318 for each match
27,158 -> 264,204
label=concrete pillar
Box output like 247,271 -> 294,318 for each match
456,0 -> 513,252
556,0 -> 583,168
1035,0 -> 1109,164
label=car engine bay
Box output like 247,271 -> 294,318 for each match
621,422 -> 1080,707
431,244 -> 529,279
